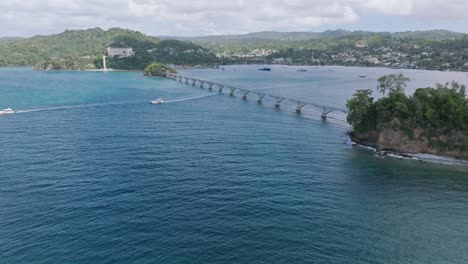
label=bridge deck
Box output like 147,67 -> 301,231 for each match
165,73 -> 347,116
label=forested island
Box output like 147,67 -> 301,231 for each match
346,74 -> 468,160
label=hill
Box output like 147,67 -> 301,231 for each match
0,28 -> 217,69
102,38 -> 217,70
0,28 -> 159,66
159,29 -> 465,43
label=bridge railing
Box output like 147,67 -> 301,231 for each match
164,72 -> 347,119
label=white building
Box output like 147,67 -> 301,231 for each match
107,47 -> 135,58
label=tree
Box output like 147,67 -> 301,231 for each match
376,74 -> 410,95
346,89 -> 374,132
144,62 -> 176,77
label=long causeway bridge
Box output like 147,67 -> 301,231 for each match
165,72 -> 347,120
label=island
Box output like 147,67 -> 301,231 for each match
144,63 -> 177,77
346,74 -> 468,160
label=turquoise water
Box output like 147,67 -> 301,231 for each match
1,66 -> 468,263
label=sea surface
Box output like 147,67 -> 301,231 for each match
1,66 -> 468,264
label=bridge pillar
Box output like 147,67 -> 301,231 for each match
242,91 -> 250,99
257,94 -> 266,103
321,107 -> 332,121
230,88 -> 236,96
275,98 -> 285,108
192,79 -> 197,86
185,77 -> 189,84
296,102 -> 305,114
199,81 -> 205,88
208,83 -> 214,90
218,85 -> 224,93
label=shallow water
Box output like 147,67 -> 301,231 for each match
1,66 -> 468,264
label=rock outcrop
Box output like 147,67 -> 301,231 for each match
352,125 -> 468,160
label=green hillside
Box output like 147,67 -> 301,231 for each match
159,29 -> 465,43
0,28 -> 159,66
0,28 -> 218,69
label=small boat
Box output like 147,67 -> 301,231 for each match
359,75 -> 367,78
0,108 -> 15,115
297,68 -> 307,72
259,68 -> 271,71
150,98 -> 165,105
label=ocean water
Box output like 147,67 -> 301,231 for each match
1,66 -> 468,264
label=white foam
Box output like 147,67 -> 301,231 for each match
164,93 -> 217,103
15,100 -> 145,114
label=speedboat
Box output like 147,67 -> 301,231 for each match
297,68 -> 307,72
0,108 -> 15,115
259,67 -> 271,71
359,75 -> 367,78
150,98 -> 165,105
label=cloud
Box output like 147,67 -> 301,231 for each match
0,0 -> 466,37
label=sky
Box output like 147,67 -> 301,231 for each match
1,0 -> 468,37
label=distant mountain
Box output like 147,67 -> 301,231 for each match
159,29 -> 465,43
0,28 -> 160,66
391,30 -> 465,40
0,37 -> 24,43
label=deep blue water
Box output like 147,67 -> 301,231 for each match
1,66 -> 468,264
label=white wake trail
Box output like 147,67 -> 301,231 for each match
164,93 -> 217,103
14,94 -> 216,114
15,100 -> 146,114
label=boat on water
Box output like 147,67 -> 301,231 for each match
360,75 -> 367,78
0,108 -> 15,115
297,68 -> 307,72
259,68 -> 271,71
150,98 -> 165,105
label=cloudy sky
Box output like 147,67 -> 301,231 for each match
1,0 -> 467,37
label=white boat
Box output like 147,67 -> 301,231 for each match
297,68 -> 307,72
0,108 -> 15,115
150,98 -> 165,105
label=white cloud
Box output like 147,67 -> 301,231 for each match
0,0 -> 466,37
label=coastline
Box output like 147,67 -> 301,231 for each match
18,64 -> 468,74
350,139 -> 468,167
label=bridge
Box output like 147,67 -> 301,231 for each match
165,72 -> 347,121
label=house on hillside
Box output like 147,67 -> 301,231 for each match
107,47 -> 135,58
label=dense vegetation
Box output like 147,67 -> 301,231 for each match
168,30 -> 468,71
0,28 -> 158,66
144,63 -> 176,77
164,29 -> 464,46
346,74 -> 468,135
0,27 -> 218,69
3,27 -> 468,72
34,57 -> 97,71
101,38 -> 218,70
264,35 -> 468,71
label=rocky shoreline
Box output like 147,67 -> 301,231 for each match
351,141 -> 468,166
349,129 -> 468,166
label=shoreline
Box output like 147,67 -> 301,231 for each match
349,139 -> 468,167
16,64 -> 468,74
219,63 -> 468,73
